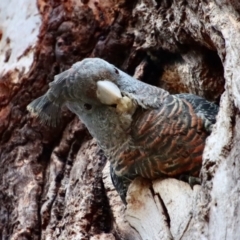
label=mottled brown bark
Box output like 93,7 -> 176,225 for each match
0,0 -> 239,239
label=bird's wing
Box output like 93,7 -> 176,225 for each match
48,67 -> 78,101
27,68 -> 77,126
176,93 -> 219,127
117,95 -> 211,179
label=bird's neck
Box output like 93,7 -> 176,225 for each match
118,73 -> 170,109
85,108 -> 132,154
97,128 -> 130,155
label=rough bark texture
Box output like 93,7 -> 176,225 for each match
0,0 -> 239,239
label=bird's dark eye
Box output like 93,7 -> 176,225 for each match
111,104 -> 117,108
114,68 -> 119,74
84,103 -> 92,110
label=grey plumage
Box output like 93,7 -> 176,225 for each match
27,58 -> 219,203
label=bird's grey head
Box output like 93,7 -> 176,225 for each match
48,58 -> 137,146
72,58 -> 122,101
50,58 -> 123,104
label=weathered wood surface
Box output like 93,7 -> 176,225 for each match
0,0 -> 239,239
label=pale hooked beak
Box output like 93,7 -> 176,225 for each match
96,80 -> 122,105
96,80 -> 136,115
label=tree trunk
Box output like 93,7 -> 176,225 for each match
0,0 -> 239,239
